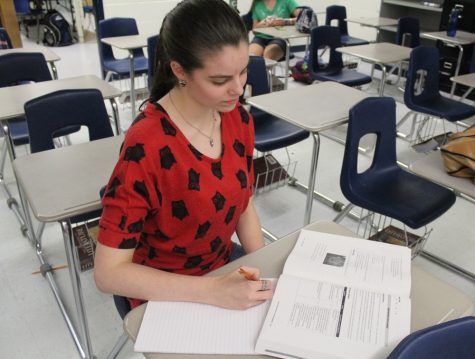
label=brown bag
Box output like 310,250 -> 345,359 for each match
440,125 -> 475,183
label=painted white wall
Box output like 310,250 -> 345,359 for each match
101,0 -> 381,43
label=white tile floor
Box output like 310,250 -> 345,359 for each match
1,34 -> 474,359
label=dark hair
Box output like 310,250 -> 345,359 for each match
149,0 -> 248,102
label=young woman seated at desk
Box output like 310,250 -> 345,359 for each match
94,0 -> 273,312
249,0 -> 302,60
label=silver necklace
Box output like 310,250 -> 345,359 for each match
169,92 -> 217,147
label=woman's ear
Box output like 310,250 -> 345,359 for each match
170,61 -> 186,82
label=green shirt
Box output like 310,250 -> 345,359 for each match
252,0 -> 300,38
252,0 -> 299,21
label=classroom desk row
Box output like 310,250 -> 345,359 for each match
10,78 -> 474,357
252,20 -> 475,97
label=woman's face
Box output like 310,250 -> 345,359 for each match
184,41 -> 249,113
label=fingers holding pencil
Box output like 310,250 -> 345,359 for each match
238,266 -> 259,281
238,266 -> 273,293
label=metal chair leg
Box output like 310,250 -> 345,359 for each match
106,332 -> 129,359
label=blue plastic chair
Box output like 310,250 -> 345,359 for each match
97,17 -> 148,81
146,34 -> 159,91
340,97 -> 456,230
0,27 -> 13,48
387,316 -> 475,359
308,26 -> 372,87
325,5 -> 368,47
247,56 -> 309,152
398,46 -> 475,141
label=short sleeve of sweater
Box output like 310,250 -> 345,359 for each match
98,124 -> 160,249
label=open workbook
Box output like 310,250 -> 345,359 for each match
255,229 -> 412,359
134,229 -> 411,357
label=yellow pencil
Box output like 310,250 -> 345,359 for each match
238,266 -> 256,281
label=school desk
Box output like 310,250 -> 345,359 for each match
124,220 -> 474,359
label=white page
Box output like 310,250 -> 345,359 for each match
256,275 -> 410,359
283,230 -> 411,296
135,297 -> 271,354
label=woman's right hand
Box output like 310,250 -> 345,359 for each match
209,266 -> 273,310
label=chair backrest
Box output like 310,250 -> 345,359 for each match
308,25 -> 343,75
0,27 -> 13,49
24,89 -> 114,153
325,5 -> 348,36
147,34 -> 159,91
404,46 -> 440,108
13,0 -> 31,14
0,52 -> 52,87
246,55 -> 270,96
97,17 -> 145,78
387,316 -> 475,359
241,10 -> 253,33
396,17 -> 420,48
340,97 -> 397,198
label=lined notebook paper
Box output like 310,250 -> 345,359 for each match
135,299 -> 271,354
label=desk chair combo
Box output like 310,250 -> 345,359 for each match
325,5 -> 368,47
22,89 -> 114,358
97,17 -> 148,82
24,87 -> 114,235
246,55 -> 309,194
0,52 -> 79,236
387,316 -> 475,359
335,97 -> 456,257
307,25 -> 372,87
397,46 -> 475,145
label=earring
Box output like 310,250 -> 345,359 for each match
178,79 -> 187,87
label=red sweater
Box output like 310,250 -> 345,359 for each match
98,102 -> 254,308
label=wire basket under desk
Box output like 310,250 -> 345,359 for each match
253,154 -> 297,195
355,209 -> 430,259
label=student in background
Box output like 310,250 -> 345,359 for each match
249,0 -> 302,60
94,0 -> 272,311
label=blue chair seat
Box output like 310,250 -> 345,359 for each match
312,68 -> 372,87
408,96 -> 475,123
347,167 -> 456,229
340,35 -> 369,47
252,110 -> 309,152
103,56 -> 149,78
